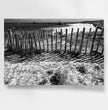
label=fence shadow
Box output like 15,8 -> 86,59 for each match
4,49 -> 104,64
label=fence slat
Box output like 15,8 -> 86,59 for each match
33,32 -> 37,51
44,30 -> 47,51
55,29 -> 57,51
70,28 -> 73,52
47,37 -> 49,52
96,28 -> 104,52
101,45 -> 104,55
21,33 -> 24,54
18,34 -> 21,54
85,28 -> 91,54
79,28 -> 85,54
23,32 -> 26,55
42,30 -> 45,51
38,32 -> 41,51
18,33 -> 21,54
64,29 -> 68,53
28,33 -> 31,52
51,29 -> 53,51
24,32 -> 27,55
60,29 -> 63,52
17,34 -> 20,54
28,33 -> 31,54
20,33 -> 24,55
90,27 -> 98,54
74,28 -> 79,53
25,32 -> 28,54
8,29 -> 13,50
30,33 -> 33,56
14,33 -> 18,52
12,30 -> 14,50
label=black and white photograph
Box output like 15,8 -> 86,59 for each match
4,19 -> 104,86
1,0 -> 108,110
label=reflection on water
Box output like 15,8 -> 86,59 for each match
41,23 -> 100,34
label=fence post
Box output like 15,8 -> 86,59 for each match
96,28 -> 104,53
64,29 -> 68,53
60,29 -> 63,53
55,29 -> 57,51
85,28 -> 91,55
79,28 -> 85,54
74,28 -> 79,53
90,27 -> 98,55
70,28 -> 73,52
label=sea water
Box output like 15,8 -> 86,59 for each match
41,23 -> 100,35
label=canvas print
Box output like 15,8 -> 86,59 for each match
4,19 -> 104,86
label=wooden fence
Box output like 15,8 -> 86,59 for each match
4,27 -> 104,57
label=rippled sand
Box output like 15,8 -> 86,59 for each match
4,53 -> 104,86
